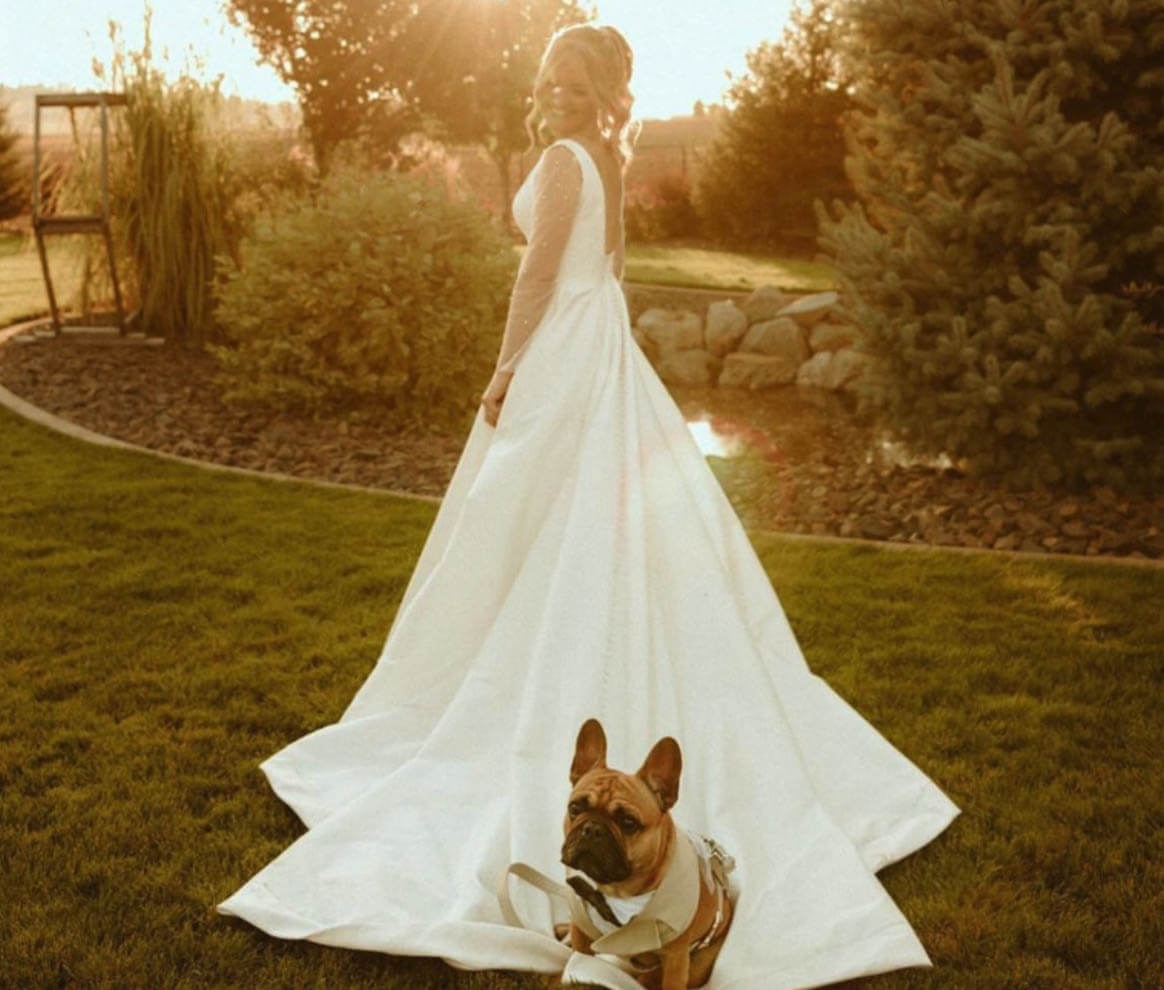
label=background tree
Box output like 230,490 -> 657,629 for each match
226,0 -> 588,179
225,1 -> 416,170
395,0 -> 590,212
696,0 -> 854,254
0,97 -> 27,221
817,0 -> 1164,491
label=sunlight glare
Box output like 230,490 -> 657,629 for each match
687,419 -> 739,459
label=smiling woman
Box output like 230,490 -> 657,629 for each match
541,57 -> 601,144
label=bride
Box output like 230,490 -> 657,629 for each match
219,23 -> 959,989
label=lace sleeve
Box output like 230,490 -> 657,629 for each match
494,145 -> 583,374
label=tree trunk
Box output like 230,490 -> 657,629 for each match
491,148 -> 515,233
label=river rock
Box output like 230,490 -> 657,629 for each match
796,352 -> 841,389
718,352 -> 799,389
739,317 -> 809,364
809,321 -> 857,353
656,348 -> 719,386
636,308 -> 704,352
774,291 -> 839,328
631,327 -> 658,363
794,348 -> 868,390
704,300 -> 749,357
741,285 -> 788,324
832,349 -> 871,389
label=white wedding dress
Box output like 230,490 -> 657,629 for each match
218,137 -> 959,989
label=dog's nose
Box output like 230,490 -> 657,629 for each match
580,820 -> 605,840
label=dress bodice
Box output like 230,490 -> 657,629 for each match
512,138 -> 614,289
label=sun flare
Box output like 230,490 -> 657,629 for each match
687,418 -> 739,459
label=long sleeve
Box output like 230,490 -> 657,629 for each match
495,146 -> 583,374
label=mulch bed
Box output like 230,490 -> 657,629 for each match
1,330 -> 1160,562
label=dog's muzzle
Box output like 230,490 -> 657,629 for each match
561,818 -> 631,883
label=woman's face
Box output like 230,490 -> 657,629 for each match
541,50 -> 600,140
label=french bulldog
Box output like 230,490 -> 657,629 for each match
561,718 -> 733,989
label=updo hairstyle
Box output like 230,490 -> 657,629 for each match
525,24 -> 639,169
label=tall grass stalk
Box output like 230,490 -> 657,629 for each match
56,15 -> 242,345
107,19 -> 235,346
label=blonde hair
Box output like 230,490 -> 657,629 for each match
525,24 -> 640,170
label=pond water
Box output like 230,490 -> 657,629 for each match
677,384 -> 953,473
678,384 -> 865,468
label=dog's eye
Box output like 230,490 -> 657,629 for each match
568,800 -> 587,818
617,813 -> 641,834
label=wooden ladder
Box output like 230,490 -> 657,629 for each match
32,91 -> 129,334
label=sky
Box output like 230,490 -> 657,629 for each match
0,1 -> 796,120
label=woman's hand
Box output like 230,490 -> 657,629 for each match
480,369 -> 514,427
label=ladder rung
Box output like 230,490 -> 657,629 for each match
36,92 -> 128,108
35,216 -> 107,234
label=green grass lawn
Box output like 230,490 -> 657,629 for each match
624,244 -> 835,293
0,232 -> 86,326
512,240 -> 834,295
1,406 -> 1161,988
4,227 -> 829,329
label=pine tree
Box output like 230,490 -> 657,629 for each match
0,97 -> 27,220
817,0 -> 1164,491
697,0 -> 854,253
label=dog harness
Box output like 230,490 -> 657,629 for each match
500,830 -> 734,974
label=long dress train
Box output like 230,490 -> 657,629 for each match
218,137 -> 959,989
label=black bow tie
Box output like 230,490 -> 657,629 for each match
567,875 -> 622,927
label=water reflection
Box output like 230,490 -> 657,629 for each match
869,436 -> 954,471
686,418 -> 741,458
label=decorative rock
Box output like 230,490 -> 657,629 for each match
704,300 -> 749,357
631,327 -> 657,363
774,291 -> 839,328
796,352 -> 843,389
831,349 -> 870,387
739,317 -> 809,364
808,322 -> 857,353
656,348 -> 719,386
636,308 -> 704,352
859,517 -> 894,540
718,352 -> 799,389
741,285 -> 788,324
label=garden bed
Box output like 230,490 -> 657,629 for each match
0,329 -> 1159,561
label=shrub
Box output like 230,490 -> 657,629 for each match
624,171 -> 700,243
817,0 -> 1164,492
212,160 -> 517,428
220,128 -> 316,237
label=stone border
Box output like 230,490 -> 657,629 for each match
1,319 -> 1158,569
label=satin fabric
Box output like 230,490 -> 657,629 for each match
218,137 -> 959,989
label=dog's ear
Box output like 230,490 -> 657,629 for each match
637,736 -> 682,812
570,718 -> 608,784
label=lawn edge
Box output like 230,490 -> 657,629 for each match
2,320 -> 1158,571
0,320 -> 440,505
